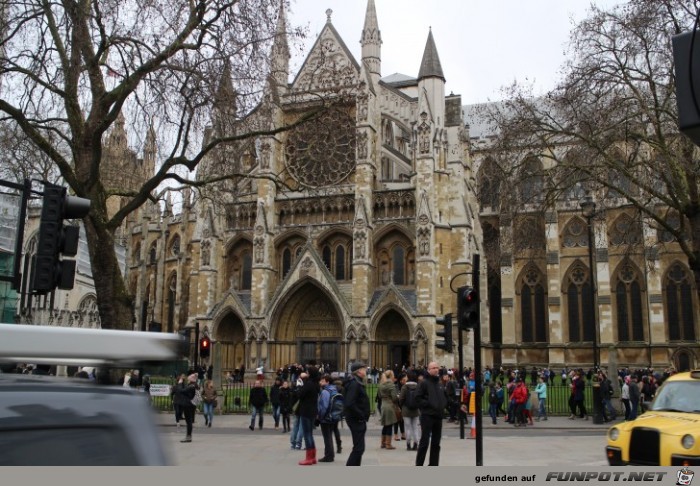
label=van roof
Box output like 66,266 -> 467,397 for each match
0,323 -> 185,366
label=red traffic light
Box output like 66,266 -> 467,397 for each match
201,338 -> 209,348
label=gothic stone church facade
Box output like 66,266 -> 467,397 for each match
25,2 -> 698,375
125,2 -> 483,375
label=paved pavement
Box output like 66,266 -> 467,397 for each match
156,412 -> 613,466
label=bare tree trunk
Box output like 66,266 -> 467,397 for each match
83,217 -> 133,330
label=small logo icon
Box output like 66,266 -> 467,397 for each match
677,467 -> 694,486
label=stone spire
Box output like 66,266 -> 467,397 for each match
269,0 -> 290,93
418,28 -> 445,82
361,0 -> 381,86
212,62 -> 237,135
144,121 -> 157,177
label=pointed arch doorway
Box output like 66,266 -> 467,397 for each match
216,312 -> 246,377
272,283 -> 343,372
372,309 -> 411,370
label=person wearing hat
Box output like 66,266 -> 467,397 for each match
343,361 -> 370,466
172,373 -> 198,443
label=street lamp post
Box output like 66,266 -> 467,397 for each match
580,194 -> 604,424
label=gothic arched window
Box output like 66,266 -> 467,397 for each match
282,248 -> 292,277
614,260 -> 644,342
319,235 -> 352,281
658,212 -> 689,244
375,232 -> 413,287
478,157 -> 502,211
609,214 -> 642,247
518,157 -> 544,204
278,235 -> 305,280
169,234 -> 181,256
132,242 -> 140,265
335,246 -> 346,281
562,217 -> 590,248
392,246 -> 405,285
520,265 -> 547,343
665,262 -> 696,341
149,242 -> 157,265
226,240 -> 253,290
567,261 -> 594,342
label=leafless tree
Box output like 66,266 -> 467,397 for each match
481,0 -> 700,295
0,0 -> 340,329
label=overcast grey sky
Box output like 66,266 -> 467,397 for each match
288,0 -> 627,105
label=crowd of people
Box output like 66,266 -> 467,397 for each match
168,361 -> 679,464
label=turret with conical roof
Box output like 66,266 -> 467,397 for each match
418,28 -> 445,129
361,0 -> 381,87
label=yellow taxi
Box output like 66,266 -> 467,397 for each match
606,371 -> 700,466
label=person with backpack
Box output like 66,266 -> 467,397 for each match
398,371 -> 421,450
317,374 -> 341,463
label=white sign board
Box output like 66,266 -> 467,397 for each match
149,384 -> 171,397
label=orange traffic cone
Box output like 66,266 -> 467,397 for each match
469,415 -> 476,439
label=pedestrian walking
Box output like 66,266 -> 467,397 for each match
343,362 -> 371,466
171,374 -> 186,427
415,361 -> 448,466
279,380 -> 292,433
621,376 -> 631,420
399,371 -> 421,450
378,370 -> 399,450
297,366 -> 320,466
599,371 -> 617,422
248,379 -> 268,430
535,375 -> 547,421
317,374 -> 340,463
289,376 -> 304,449
202,379 -> 217,428
173,373 -> 198,443
629,375 -> 640,420
270,378 -> 282,429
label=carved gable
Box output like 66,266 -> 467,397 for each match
291,24 -> 359,94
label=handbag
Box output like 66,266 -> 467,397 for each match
394,404 -> 402,421
191,389 -> 203,407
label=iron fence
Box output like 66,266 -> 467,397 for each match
147,379 -> 621,416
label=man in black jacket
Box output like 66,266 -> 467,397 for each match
415,361 -> 448,466
343,362 -> 370,466
248,380 -> 268,430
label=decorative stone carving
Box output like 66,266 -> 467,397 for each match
253,236 -> 265,264
201,240 -> 211,267
357,131 -> 368,159
417,226 -> 431,256
417,112 -> 430,154
354,231 -> 367,259
357,93 -> 368,123
259,142 -> 271,170
300,256 -> 314,278
285,108 -> 356,188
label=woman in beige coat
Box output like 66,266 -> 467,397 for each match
378,370 -> 399,449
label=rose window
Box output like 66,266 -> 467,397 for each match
285,109 -> 356,188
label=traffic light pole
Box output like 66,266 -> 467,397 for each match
473,254 -> 483,466
194,321 -> 200,370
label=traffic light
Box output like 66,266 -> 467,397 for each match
435,312 -> 453,352
31,184 -> 91,293
199,336 -> 211,359
457,285 -> 479,330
